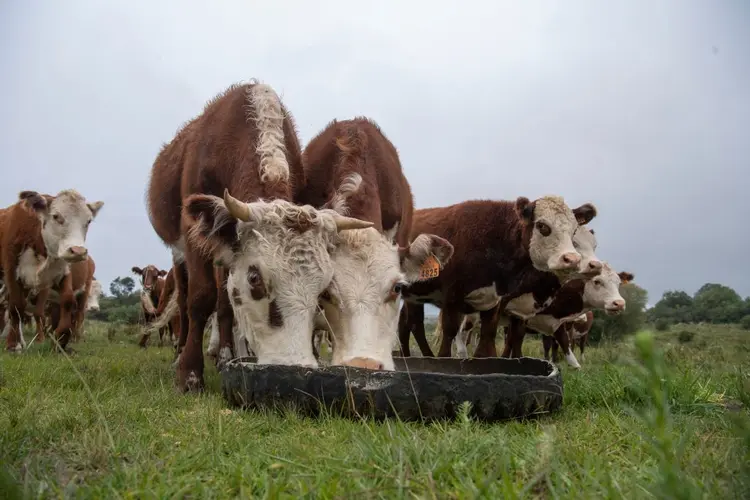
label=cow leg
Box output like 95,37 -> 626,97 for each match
397,305 -> 412,357
550,337 -> 560,363
31,288 -> 49,343
437,308 -> 461,358
505,316 -> 526,358
214,266 -> 235,370
71,291 -> 87,343
53,274 -> 76,353
206,312 -> 219,359
542,335 -> 554,361
173,260 -> 190,359
177,251 -> 217,392
472,307 -> 499,358
553,325 -> 580,369
410,304 -> 434,357
578,335 -> 586,362
138,313 -> 154,348
454,325 -> 469,359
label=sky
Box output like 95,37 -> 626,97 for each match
1,0 -> 749,312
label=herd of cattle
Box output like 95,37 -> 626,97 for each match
0,80 -> 634,392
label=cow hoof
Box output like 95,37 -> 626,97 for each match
7,345 -> 23,354
216,346 -> 233,371
177,370 -> 204,393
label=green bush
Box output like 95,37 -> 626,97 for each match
741,315 -> 750,331
677,330 -> 695,343
654,318 -> 671,332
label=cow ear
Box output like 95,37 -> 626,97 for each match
87,201 -> 105,218
573,203 -> 597,225
19,191 -> 51,214
515,196 -> 534,223
158,269 -> 168,277
131,267 -> 143,275
399,234 -> 454,282
618,271 -> 634,284
184,194 -> 238,264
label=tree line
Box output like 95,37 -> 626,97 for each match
647,283 -> 750,331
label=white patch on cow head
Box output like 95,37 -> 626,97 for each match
582,263 -> 631,314
572,226 -> 603,278
517,196 -> 596,276
184,190 -> 373,367
20,190 -> 104,263
320,229 -> 453,371
86,279 -> 103,311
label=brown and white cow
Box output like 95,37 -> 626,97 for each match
298,117 -> 454,370
47,255 -> 97,343
132,264 -> 169,347
542,310 -> 593,363
499,265 -> 633,368
1,189 -> 104,352
398,198 -> 597,359
146,81 -> 373,391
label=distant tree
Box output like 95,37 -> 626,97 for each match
109,276 -> 135,298
588,282 -> 648,343
691,283 -> 744,323
647,290 -> 694,324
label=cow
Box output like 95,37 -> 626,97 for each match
47,255 -> 97,343
86,278 -> 103,312
499,265 -> 634,368
298,117 -> 454,370
132,264 -> 169,347
398,202 -> 598,359
145,81 -> 373,391
1,189 -> 104,352
542,311 -> 593,363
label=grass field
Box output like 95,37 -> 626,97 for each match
1,322 -> 749,499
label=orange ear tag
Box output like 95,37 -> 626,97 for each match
418,255 -> 441,280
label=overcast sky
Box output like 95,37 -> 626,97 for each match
1,0 -> 748,309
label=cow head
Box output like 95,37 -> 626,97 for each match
319,229 -> 454,371
571,226 -> 603,278
582,264 -> 633,315
516,196 -> 596,276
20,189 -> 104,263
86,279 -> 103,311
184,189 -> 373,367
131,265 -> 167,292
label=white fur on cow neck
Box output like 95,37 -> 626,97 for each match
16,248 -> 69,292
140,288 -> 156,315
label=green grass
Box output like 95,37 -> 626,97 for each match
1,322 -> 748,498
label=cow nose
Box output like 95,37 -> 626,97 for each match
65,246 -> 88,261
587,260 -> 603,273
342,357 -> 384,370
612,299 -> 626,310
560,252 -> 581,267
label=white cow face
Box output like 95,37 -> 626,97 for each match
572,226 -> 603,278
184,190 -> 373,368
86,279 -> 103,311
517,196 -> 596,276
319,229 -> 454,371
20,190 -> 104,263
583,264 -> 633,314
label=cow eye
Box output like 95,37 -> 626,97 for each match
535,221 -> 551,236
53,213 -> 65,225
386,282 -> 407,303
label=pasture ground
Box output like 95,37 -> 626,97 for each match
1,322 -> 749,498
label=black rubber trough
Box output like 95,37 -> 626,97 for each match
220,356 -> 563,423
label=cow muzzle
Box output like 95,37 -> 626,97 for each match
342,357 -> 384,370
581,260 -> 603,276
63,246 -> 88,262
605,299 -> 626,315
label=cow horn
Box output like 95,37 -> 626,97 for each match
332,214 -> 374,232
223,189 -> 251,222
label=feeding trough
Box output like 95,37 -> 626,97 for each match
221,356 -> 564,423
